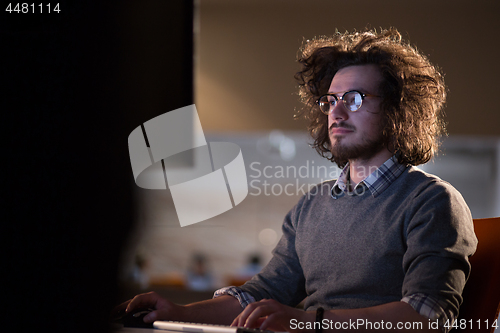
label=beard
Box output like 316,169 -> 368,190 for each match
329,122 -> 388,168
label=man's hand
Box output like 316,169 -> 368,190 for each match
113,292 -> 242,326
115,291 -> 185,323
231,299 -> 315,333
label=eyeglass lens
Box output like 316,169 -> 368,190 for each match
318,91 -> 363,114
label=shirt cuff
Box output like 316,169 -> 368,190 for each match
402,293 -> 455,333
213,286 -> 256,309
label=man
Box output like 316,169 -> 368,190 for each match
121,28 -> 477,332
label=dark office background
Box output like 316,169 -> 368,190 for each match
2,1 -> 193,332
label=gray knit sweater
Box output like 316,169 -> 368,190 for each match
239,166 -> 477,318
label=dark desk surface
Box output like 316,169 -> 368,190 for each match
116,327 -> 174,333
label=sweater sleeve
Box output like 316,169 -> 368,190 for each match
402,179 -> 478,320
238,197 -> 308,307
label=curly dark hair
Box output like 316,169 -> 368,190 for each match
295,28 -> 447,167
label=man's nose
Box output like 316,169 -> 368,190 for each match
329,101 -> 349,122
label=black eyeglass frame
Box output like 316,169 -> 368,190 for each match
316,90 -> 380,115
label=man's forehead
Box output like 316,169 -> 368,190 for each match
329,64 -> 382,93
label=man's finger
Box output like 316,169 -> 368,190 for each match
111,299 -> 131,318
244,304 -> 272,328
126,292 -> 159,312
143,310 -> 158,323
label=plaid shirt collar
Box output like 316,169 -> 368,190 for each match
332,155 -> 408,198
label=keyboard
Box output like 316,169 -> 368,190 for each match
153,321 -> 274,333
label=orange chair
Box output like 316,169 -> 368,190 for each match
458,217 -> 500,333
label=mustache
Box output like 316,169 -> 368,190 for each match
329,122 -> 356,131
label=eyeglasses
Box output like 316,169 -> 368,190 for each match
316,90 -> 379,115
